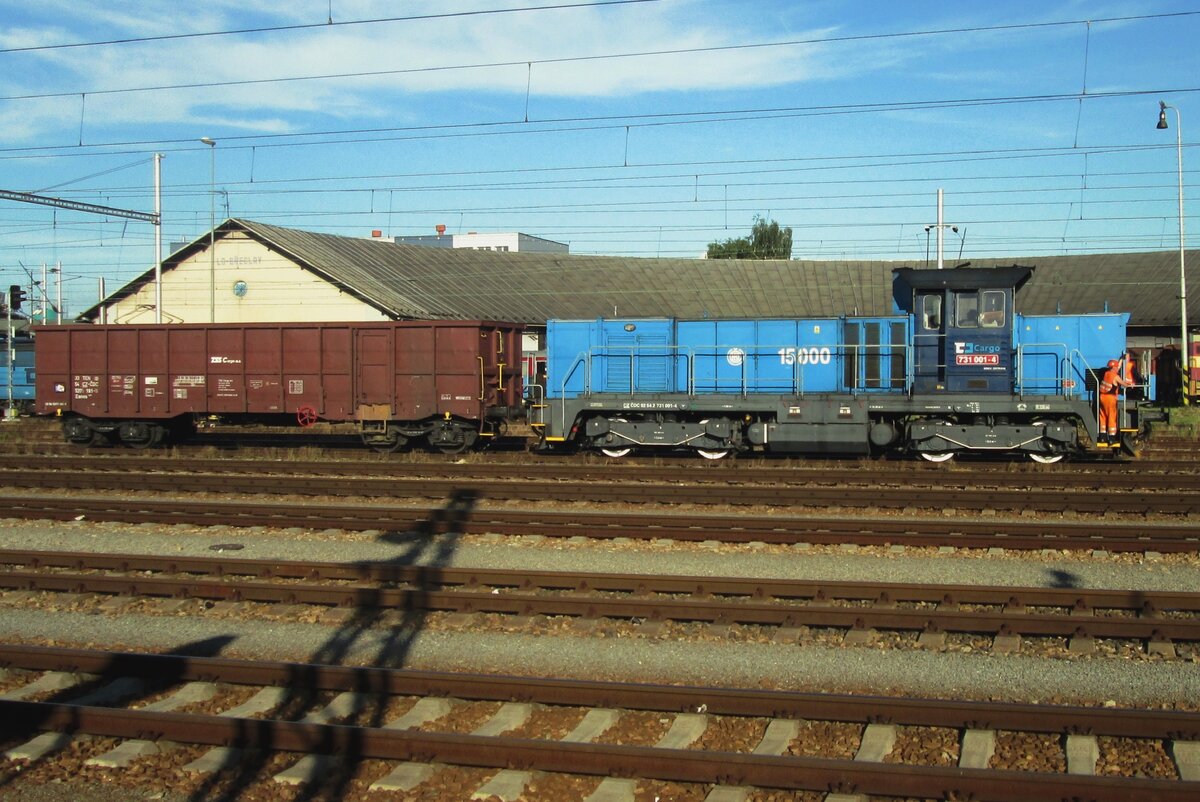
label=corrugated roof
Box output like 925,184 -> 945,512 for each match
87,219 -> 1197,328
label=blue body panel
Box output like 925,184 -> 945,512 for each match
0,339 -> 35,402
1014,313 -> 1129,398
547,316 -> 912,399
546,318 -> 676,398
677,318 -> 842,394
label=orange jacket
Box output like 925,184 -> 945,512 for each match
1100,365 -> 1132,395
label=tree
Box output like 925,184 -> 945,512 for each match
706,216 -> 793,259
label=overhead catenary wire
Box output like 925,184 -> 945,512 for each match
0,0 -> 662,54
4,6 -> 1198,309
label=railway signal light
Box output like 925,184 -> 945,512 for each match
7,285 -> 25,311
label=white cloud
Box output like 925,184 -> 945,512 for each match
0,0 -> 843,141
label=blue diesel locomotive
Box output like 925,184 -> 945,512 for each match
534,266 -> 1152,462
0,337 -> 36,414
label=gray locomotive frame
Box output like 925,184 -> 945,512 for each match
550,391 -> 1098,457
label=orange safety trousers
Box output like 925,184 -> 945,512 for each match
1099,392 -> 1119,437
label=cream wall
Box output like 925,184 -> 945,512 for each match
103,232 -> 390,325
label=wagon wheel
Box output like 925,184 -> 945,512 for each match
361,430 -> 408,453
918,450 -> 955,463
296,405 -> 319,428
121,423 -> 164,450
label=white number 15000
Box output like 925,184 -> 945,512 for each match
778,347 -> 832,365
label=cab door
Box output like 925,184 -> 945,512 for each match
912,292 -> 945,392
945,288 -> 1012,393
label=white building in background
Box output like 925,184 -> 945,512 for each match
394,231 -> 569,253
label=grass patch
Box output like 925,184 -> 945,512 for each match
1150,404 -> 1200,439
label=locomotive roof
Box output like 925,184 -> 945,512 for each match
83,219 -> 1197,330
893,265 -> 1033,292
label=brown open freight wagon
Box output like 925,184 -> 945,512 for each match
34,320 -> 524,452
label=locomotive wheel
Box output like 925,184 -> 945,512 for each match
695,419 -> 732,460
919,450 -> 955,463
436,442 -> 469,455
1028,420 -> 1065,464
598,418 -> 632,458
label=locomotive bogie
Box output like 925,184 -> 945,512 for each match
583,412 -> 741,457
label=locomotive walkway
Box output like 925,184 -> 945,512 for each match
2,645 -> 1197,800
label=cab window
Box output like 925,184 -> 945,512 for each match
955,292 -> 979,328
979,290 -> 1005,328
921,295 -> 942,330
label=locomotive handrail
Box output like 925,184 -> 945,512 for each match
525,381 -> 546,429
1014,341 -> 1074,398
568,342 -> 909,399
910,331 -> 945,380
1068,348 -> 1092,402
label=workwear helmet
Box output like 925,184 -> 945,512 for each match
1107,360 -> 1120,369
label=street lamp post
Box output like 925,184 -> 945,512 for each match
200,137 -> 216,323
1157,102 -> 1188,404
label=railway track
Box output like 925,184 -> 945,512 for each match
0,493 -> 1196,552
2,549 -> 1196,656
0,462 -> 1197,515
0,452 -> 1195,488
2,645 -> 1197,800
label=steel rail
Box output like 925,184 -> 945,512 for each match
5,548 -> 1198,611
1,435 -> 1198,467
0,494 -> 1196,552
5,700 -> 1194,801
2,567 -> 1195,642
2,550 -> 1197,643
0,467 -> 1195,514
0,453 -> 1192,489
1,645 -> 1197,740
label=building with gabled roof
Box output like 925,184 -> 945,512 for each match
84,219 -> 1195,343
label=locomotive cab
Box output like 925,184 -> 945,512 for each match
894,266 -> 1030,395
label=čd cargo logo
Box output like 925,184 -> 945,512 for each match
954,341 -> 1000,366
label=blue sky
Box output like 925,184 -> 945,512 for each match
0,0 -> 1197,317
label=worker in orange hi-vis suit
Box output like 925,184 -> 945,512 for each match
1098,355 -> 1133,445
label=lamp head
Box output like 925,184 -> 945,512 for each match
1157,101 -> 1169,130
200,137 -> 215,146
